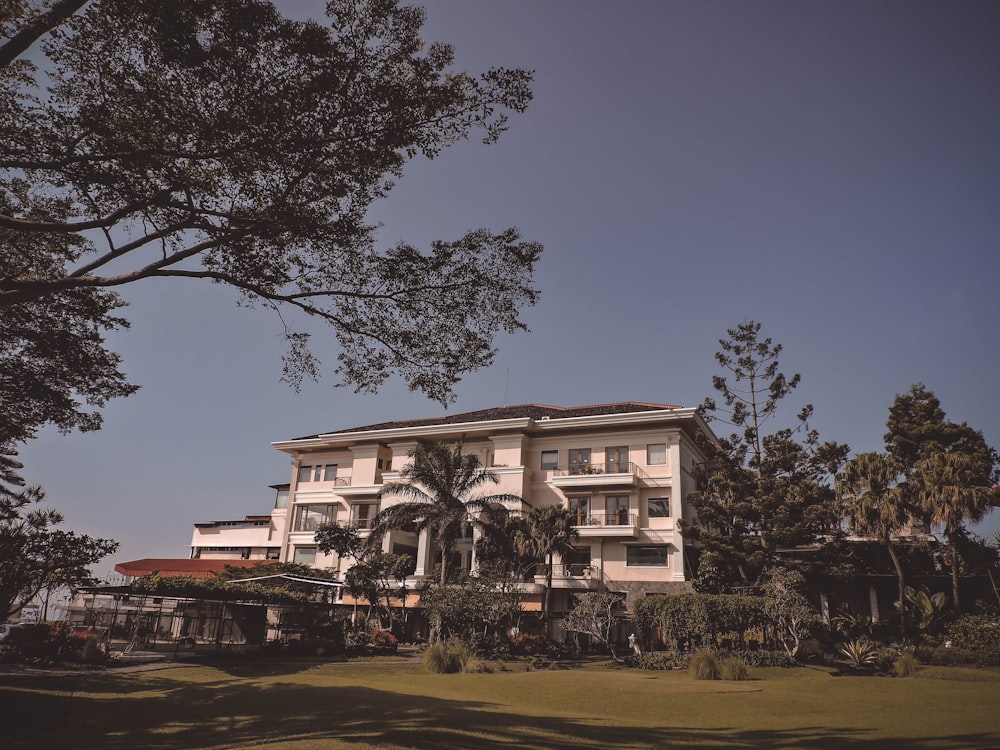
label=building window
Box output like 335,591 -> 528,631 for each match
568,448 -> 591,474
292,547 -> 317,566
297,465 -> 312,484
265,548 -> 280,560
351,503 -> 378,529
540,450 -> 558,470
294,504 -> 337,532
191,547 -> 201,559
274,488 -> 289,509
323,464 -> 338,481
605,495 -> 630,525
565,546 -> 592,576
568,496 -> 590,525
647,443 -> 667,465
648,497 -> 671,518
626,546 -> 669,566
606,446 -> 629,473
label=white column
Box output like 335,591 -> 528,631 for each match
414,528 -> 434,577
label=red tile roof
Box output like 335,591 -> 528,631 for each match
298,402 -> 682,439
114,558 -> 278,579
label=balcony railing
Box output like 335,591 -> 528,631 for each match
554,462 -> 648,478
535,563 -> 598,578
569,511 -> 637,528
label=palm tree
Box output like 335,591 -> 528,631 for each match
919,451 -> 996,610
840,452 -> 910,633
372,440 -> 521,586
516,505 -> 579,627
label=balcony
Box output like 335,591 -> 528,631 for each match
571,512 -> 638,538
533,563 -> 601,590
550,462 -> 645,490
336,477 -> 384,497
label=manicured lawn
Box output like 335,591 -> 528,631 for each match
2,660 -> 999,749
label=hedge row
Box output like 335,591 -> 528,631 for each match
633,593 -> 771,652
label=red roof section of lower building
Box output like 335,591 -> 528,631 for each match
114,558 -> 278,579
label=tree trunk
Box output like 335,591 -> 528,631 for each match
439,542 -> 449,586
950,534 -> 961,612
543,553 -> 554,635
884,535 -> 906,637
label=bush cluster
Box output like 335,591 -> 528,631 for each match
0,623 -> 107,666
944,615 -> 1000,666
422,640 -> 474,673
633,593 -> 769,653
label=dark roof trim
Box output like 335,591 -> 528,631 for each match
295,402 -> 681,440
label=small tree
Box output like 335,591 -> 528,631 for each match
516,505 -> 578,626
761,568 -> 819,661
563,591 -> 627,662
839,452 -> 911,635
0,493 -> 118,622
343,552 -> 414,629
419,573 -> 522,651
316,521 -> 414,628
919,450 -> 997,610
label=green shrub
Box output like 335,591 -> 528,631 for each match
838,639 -> 878,669
633,651 -> 688,670
720,656 -> 751,681
422,640 -> 474,674
283,637 -> 344,657
893,650 -> 918,678
689,650 -> 719,680
924,645 -> 978,667
2,623 -> 90,664
945,615 -> 1000,666
369,629 -> 398,655
731,649 -> 796,668
79,635 -> 106,664
633,593 -> 769,653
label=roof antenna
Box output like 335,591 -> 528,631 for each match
504,368 -> 509,407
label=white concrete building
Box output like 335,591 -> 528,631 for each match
271,402 -> 717,610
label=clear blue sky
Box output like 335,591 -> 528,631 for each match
21,0 -> 1000,573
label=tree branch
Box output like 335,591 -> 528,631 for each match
0,0 -> 89,70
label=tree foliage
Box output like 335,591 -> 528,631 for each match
632,591 -> 768,653
372,440 -> 521,585
918,450 -> 997,609
0,492 -> 118,621
343,551 -> 414,629
130,572 -> 308,605
563,591 -> 627,661
761,567 -> 820,660
515,504 -> 578,621
685,321 -> 849,586
883,385 -> 998,610
418,572 -> 523,650
0,0 -> 540,491
839,451 -> 910,633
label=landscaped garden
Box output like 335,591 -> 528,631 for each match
3,659 -> 1000,749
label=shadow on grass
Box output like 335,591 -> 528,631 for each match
2,669 -> 998,750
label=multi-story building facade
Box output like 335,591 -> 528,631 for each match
271,402 -> 717,611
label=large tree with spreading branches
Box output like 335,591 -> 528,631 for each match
0,0 -> 540,497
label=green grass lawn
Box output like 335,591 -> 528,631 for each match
2,660 -> 999,749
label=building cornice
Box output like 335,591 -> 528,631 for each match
273,407 -> 718,454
